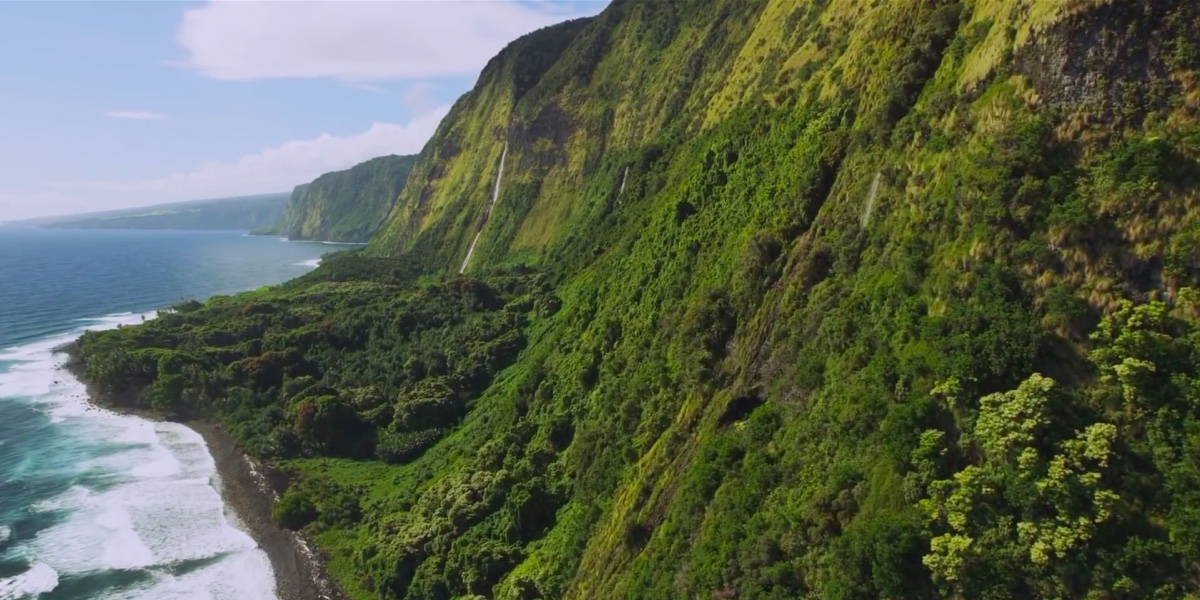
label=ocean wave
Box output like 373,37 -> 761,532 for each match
0,526 -> 9,544
276,237 -> 364,247
116,547 -> 275,600
0,312 -> 278,599
295,258 -> 321,268
0,311 -> 157,424
16,414 -> 269,585
0,563 -> 58,600
77,312 -> 159,328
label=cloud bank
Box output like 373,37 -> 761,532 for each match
2,1 -> 610,222
174,0 -> 607,82
402,82 -> 440,115
106,110 -> 165,120
52,106 -> 449,209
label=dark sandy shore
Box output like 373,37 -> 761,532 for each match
186,421 -> 346,600
58,341 -> 346,600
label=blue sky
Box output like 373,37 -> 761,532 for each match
0,0 -> 607,222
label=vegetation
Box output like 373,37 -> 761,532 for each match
75,1 -> 1200,599
249,223 -> 284,236
26,193 -> 288,231
78,252 -> 548,459
279,155 -> 418,243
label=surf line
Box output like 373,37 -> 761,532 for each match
460,141 -> 508,274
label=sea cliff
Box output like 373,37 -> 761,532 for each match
69,2 -> 1200,599
279,155 -> 417,243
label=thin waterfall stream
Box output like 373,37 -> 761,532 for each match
459,142 -> 508,274
861,171 -> 881,228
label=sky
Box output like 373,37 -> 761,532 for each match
0,0 -> 608,222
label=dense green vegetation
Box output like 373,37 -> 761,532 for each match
75,1 -> 1200,599
24,193 -> 288,231
278,155 -> 418,243
78,251 -> 551,458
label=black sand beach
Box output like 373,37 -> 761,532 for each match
187,421 -> 346,600
59,344 -> 344,600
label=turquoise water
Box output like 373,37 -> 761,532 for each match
0,228 -> 337,600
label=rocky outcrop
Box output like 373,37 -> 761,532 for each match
1015,0 -> 1200,127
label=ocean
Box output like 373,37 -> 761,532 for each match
0,228 -> 342,600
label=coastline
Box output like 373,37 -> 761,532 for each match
57,343 -> 345,600
186,421 -> 346,600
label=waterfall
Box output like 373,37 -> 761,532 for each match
459,231 -> 484,274
619,166 -> 629,197
487,143 -> 508,215
460,142 -> 508,274
861,172 -> 881,228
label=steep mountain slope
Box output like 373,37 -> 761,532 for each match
282,155 -> 417,243
16,193 -> 288,231
76,2 -> 1200,600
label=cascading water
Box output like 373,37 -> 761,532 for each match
460,232 -> 485,275
460,142 -> 508,274
861,171 -> 881,228
619,166 -> 629,197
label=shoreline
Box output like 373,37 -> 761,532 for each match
56,343 -> 345,600
186,421 -> 346,600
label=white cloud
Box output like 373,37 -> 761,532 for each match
402,82 -> 440,115
49,106 -> 449,210
106,110 -> 166,120
347,83 -> 388,94
174,0 -> 607,82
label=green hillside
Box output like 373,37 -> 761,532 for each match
23,193 -> 288,231
75,1 -> 1200,599
278,155 -> 418,243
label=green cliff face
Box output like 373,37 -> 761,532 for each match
77,1 -> 1200,599
284,154 -> 417,243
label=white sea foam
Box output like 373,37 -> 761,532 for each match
0,312 -> 158,424
18,409 -> 275,594
107,546 -> 276,600
0,526 -> 10,544
0,563 -> 59,600
295,258 -> 321,268
0,313 -> 279,600
29,485 -> 93,514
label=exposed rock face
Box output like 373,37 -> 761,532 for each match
1015,0 -> 1199,126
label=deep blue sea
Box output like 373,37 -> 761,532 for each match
0,228 -> 344,600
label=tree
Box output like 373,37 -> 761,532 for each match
920,375 -> 1120,598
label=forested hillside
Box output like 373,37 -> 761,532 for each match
76,1 -> 1200,599
22,193 -> 288,231
276,155 -> 418,243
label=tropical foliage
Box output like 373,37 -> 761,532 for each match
282,155 -> 418,243
75,1 -> 1200,599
